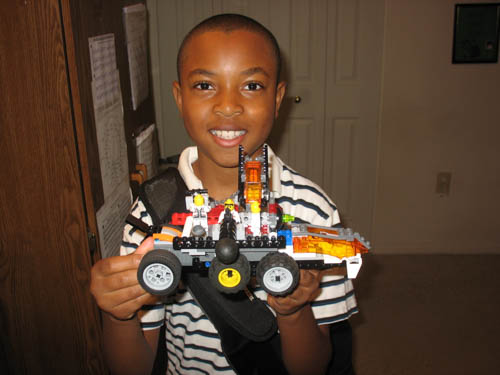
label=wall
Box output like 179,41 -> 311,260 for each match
146,0 -> 500,254
372,0 -> 500,253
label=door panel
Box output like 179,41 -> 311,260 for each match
0,1 -> 105,373
323,0 -> 385,234
268,0 -> 327,186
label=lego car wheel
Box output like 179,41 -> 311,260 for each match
138,250 -> 182,296
256,252 -> 299,296
209,254 -> 251,294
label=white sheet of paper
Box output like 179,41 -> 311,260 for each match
96,177 -> 132,258
89,33 -> 132,258
89,35 -> 121,109
89,34 -> 117,80
92,98 -> 129,201
123,4 -> 149,110
91,68 -> 122,110
135,123 -> 157,178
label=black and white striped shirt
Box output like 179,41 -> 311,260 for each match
121,146 -> 358,374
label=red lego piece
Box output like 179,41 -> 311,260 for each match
170,212 -> 192,226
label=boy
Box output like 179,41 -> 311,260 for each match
90,14 -> 357,375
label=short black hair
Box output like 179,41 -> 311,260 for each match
177,13 -> 282,84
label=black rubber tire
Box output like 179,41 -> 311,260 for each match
209,254 -> 251,294
256,252 -> 300,296
138,250 -> 182,296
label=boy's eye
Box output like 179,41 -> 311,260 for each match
194,82 -> 213,90
244,82 -> 263,91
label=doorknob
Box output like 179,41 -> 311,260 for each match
294,96 -> 301,103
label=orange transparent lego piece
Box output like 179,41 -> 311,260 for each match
306,226 -> 339,236
244,161 -> 262,204
245,161 -> 261,182
293,236 -> 369,258
246,184 -> 261,203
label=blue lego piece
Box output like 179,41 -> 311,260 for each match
277,229 -> 292,246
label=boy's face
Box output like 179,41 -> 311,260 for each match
173,30 -> 286,169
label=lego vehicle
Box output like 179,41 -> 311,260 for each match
137,145 -> 370,297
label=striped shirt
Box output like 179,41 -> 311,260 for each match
121,145 -> 358,374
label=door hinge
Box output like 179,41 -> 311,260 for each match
87,230 -> 97,256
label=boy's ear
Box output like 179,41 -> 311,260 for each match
274,81 -> 287,118
172,81 -> 183,117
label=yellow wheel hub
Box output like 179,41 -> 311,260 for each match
218,268 -> 241,288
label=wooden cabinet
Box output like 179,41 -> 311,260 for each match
0,1 -> 155,373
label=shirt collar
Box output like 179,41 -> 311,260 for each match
178,146 -> 203,190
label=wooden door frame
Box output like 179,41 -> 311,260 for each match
60,0 -> 100,264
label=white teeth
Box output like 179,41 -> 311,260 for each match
210,130 -> 246,140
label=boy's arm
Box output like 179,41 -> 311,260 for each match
90,237 -> 160,375
101,313 -> 159,375
267,270 -> 332,375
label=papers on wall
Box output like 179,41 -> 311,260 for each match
88,34 -> 128,200
135,123 -> 157,178
92,99 -> 129,200
89,33 -> 131,257
96,176 -> 132,258
89,34 -> 121,108
89,33 -> 117,78
123,3 -> 149,110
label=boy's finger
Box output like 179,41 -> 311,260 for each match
101,269 -> 142,292
301,269 -> 321,279
298,269 -> 316,286
102,286 -> 154,320
93,255 -> 140,277
120,295 -> 159,318
91,237 -> 155,278
303,269 -> 323,284
134,236 -> 155,256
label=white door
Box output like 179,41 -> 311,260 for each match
148,0 -> 384,236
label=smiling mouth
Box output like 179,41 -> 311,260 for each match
209,129 -> 246,140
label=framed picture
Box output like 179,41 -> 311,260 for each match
452,3 -> 500,63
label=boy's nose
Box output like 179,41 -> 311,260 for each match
213,89 -> 243,117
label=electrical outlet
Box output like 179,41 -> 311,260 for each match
436,172 -> 451,196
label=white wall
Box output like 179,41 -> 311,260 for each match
372,0 -> 500,253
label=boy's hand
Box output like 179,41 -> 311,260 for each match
90,237 -> 158,321
267,269 -> 323,317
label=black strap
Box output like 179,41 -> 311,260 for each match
185,273 -> 278,342
139,167 -> 189,225
186,273 -> 285,374
125,214 -> 153,236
